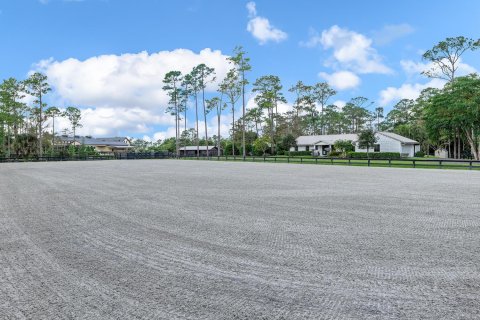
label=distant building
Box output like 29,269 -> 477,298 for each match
292,132 -> 420,157
179,146 -> 222,157
57,136 -> 133,154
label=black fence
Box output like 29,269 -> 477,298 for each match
177,155 -> 480,170
2,153 -> 480,170
0,152 -> 171,163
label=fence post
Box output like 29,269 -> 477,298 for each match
300,157 -> 303,163
439,160 -> 442,168
316,158 -> 318,165
368,159 -> 371,167
413,160 -> 416,168
331,158 -> 334,165
470,161 -> 473,170
264,156 -> 266,162
389,159 -> 391,167
287,157 -> 289,163
275,157 -> 276,162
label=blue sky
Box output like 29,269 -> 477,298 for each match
0,0 -> 479,140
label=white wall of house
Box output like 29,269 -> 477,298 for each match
292,133 -> 419,157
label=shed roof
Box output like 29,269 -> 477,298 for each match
181,146 -> 219,151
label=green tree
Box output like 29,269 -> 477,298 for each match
313,82 -> 336,134
163,71 -> 183,156
253,136 -> 270,156
422,36 -> 480,82
252,75 -> 286,154
334,140 -> 355,157
63,107 -> 82,145
25,72 -> 51,157
195,64 -> 215,157
219,68 -> 241,156
206,97 -> 227,156
45,106 -> 61,150
228,46 -> 251,157
357,129 -> 378,155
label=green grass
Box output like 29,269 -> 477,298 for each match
180,156 -> 480,170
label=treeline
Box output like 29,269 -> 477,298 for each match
0,73 -> 83,158
2,37 -> 480,160
146,37 -> 480,159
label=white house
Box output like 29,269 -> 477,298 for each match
291,132 -> 420,157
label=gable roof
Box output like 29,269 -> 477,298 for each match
378,132 -> 419,144
296,134 -> 358,146
57,136 -> 131,147
296,132 -> 419,146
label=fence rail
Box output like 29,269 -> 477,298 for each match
0,152 -> 171,163
177,155 -> 480,170
1,153 -> 479,170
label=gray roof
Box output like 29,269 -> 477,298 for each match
58,136 -> 131,147
296,134 -> 358,146
378,132 -> 419,144
181,146 -> 219,151
296,132 -> 419,146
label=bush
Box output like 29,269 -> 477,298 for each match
347,152 -> 401,159
415,151 -> 425,157
328,151 -> 341,157
288,151 -> 312,157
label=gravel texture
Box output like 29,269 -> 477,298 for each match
1,160 -> 479,319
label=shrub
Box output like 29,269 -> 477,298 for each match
288,151 -> 312,157
415,151 -> 425,157
328,151 -> 341,157
347,152 -> 401,159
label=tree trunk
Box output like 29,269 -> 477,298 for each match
464,128 -> 479,160
232,101 -> 235,156
217,110 -> 221,157
202,87 -> 209,158
195,93 -> 199,158
242,72 -> 246,158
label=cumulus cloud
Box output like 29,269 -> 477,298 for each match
372,23 -> 414,45
34,48 -> 231,136
400,58 -> 477,77
246,2 -> 287,45
319,71 -> 361,90
304,25 -> 392,75
379,78 -> 445,106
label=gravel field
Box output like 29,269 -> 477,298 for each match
1,160 -> 479,319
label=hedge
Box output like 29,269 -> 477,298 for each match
285,151 -> 312,156
347,152 -> 401,159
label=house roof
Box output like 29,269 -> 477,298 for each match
181,146 -> 219,151
296,132 -> 419,146
57,136 -> 131,147
296,134 -> 358,146
378,132 -> 419,144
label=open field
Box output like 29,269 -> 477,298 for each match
1,160 -> 480,319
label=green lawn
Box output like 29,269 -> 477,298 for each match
181,156 -> 480,170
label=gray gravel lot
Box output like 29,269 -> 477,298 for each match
1,160 -> 479,319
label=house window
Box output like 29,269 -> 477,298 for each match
306,146 -> 310,152
374,144 -> 380,152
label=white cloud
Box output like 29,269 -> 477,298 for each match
304,25 -> 392,75
400,58 -> 477,77
372,24 -> 414,45
246,2 -> 287,45
333,100 -> 346,110
34,48 -> 231,136
379,78 -> 445,106
319,71 -> 361,90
